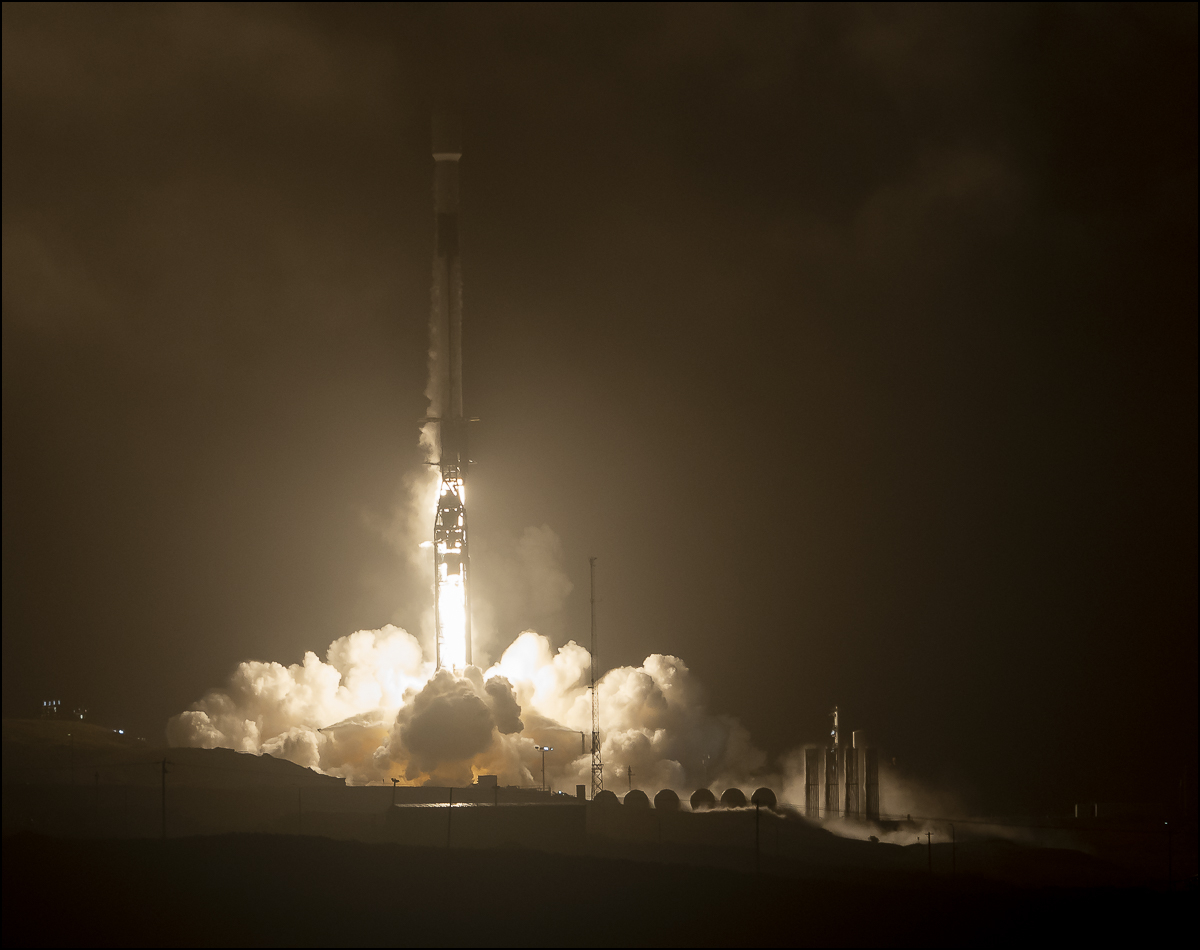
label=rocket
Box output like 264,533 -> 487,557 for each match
430,113 -> 472,670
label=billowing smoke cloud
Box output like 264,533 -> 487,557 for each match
391,670 -> 495,778
482,674 -> 524,735
169,623 -> 773,794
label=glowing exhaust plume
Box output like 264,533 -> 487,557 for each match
434,474 -> 469,670
435,572 -> 466,668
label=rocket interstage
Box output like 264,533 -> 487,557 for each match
431,114 -> 471,671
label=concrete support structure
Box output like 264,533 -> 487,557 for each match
864,747 -> 880,821
845,731 -> 863,819
804,748 -> 821,818
824,748 -> 840,818
824,706 -> 841,818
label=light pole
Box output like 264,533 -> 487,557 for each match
534,745 -> 553,792
755,803 -> 760,874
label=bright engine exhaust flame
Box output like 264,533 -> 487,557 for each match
434,474 -> 470,670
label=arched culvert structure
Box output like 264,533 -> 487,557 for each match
623,789 -> 650,808
720,787 -> 747,808
751,787 -> 777,808
690,788 -> 717,811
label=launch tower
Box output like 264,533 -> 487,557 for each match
589,557 -> 603,797
431,114 -> 471,670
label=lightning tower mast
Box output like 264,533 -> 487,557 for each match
589,556 -> 603,797
431,113 -> 471,671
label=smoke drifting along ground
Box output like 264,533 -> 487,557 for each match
169,625 -> 768,792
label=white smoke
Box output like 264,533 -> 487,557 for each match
169,623 -> 772,793
169,198 -> 772,793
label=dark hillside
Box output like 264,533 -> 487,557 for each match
3,833 -> 1193,947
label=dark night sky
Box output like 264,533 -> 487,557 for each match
3,3 -> 1196,813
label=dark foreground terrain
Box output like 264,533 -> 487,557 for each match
2,833 -> 1193,947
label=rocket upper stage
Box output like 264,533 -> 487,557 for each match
432,113 -> 465,470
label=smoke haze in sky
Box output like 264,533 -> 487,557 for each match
3,4 -> 1195,815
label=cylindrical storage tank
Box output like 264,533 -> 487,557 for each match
751,787 -> 777,808
623,789 -> 650,808
720,787 -> 747,808
804,747 -> 822,817
690,788 -> 717,811
594,789 -> 619,807
864,748 -> 880,821
654,789 -> 680,811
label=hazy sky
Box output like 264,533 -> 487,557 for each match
3,3 -> 1196,812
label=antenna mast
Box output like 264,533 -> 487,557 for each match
589,556 -> 604,798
